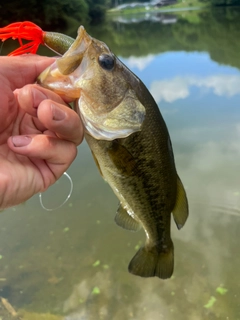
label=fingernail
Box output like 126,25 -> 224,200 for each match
32,88 -> 48,108
12,136 -> 32,147
51,104 -> 66,121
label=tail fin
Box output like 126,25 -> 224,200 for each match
128,242 -> 174,279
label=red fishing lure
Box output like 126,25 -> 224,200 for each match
0,21 -> 45,55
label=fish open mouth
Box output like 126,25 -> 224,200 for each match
38,26 -> 146,141
37,26 -> 92,100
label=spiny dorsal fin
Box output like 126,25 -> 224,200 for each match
115,204 -> 141,232
172,175 -> 189,230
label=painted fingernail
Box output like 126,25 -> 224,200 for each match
12,136 -> 32,147
51,104 -> 66,121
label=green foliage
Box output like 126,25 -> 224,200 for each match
0,0 -> 111,29
200,0 -> 240,5
110,0 -> 150,6
1,2 -> 240,71
98,7 -> 240,71
87,0 -> 111,22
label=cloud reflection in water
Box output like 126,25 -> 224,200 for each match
150,74 -> 240,103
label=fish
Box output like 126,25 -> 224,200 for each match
0,22 -> 189,279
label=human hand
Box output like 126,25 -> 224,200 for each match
0,55 -> 83,209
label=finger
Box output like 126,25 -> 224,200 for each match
37,100 -> 84,145
1,55 -> 56,90
0,82 -> 17,134
16,84 -> 70,118
16,84 -> 83,143
8,134 -> 78,179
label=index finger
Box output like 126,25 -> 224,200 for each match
1,55 -> 55,90
38,99 -> 84,145
17,84 -> 84,145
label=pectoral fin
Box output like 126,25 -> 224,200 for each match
91,150 -> 103,177
115,204 -> 141,232
172,176 -> 189,230
107,141 -> 137,176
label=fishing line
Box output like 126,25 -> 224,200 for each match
39,172 -> 73,211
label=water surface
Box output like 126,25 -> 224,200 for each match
0,7 -> 240,320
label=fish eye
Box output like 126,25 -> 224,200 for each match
98,54 -> 115,71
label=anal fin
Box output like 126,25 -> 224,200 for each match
172,175 -> 189,230
115,204 -> 141,232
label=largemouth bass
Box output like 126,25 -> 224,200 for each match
0,22 -> 188,279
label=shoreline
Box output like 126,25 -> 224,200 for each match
108,6 -> 203,16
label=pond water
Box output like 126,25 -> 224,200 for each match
0,6 -> 240,320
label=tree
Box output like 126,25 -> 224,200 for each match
200,0 -> 240,5
87,0 -> 111,22
0,0 -> 111,29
